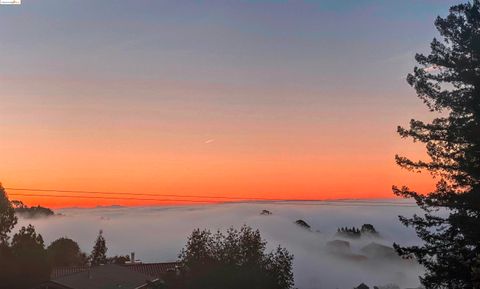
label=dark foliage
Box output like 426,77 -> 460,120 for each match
47,237 -> 88,267
355,283 -> 370,289
107,254 -> 131,264
360,224 -> 378,235
0,242 -> 16,289
393,1 -> 480,288
336,227 -> 361,239
0,185 -> 17,244
0,188 -> 50,289
0,225 -> 51,289
336,224 -> 378,239
90,230 -> 108,266
473,255 -> 480,288
12,200 -> 54,218
294,219 -> 311,230
176,225 -> 294,289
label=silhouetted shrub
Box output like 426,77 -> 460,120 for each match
47,237 -> 88,267
294,219 -> 311,230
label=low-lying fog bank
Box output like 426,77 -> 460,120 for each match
16,200 -> 424,289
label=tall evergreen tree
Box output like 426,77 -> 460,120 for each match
0,184 -> 17,244
393,1 -> 480,288
90,230 -> 107,266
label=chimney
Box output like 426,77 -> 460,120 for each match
175,264 -> 180,276
130,252 -> 135,264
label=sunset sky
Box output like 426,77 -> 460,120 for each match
0,1 -> 457,207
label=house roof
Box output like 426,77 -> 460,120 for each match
52,266 -> 90,279
123,262 -> 178,278
51,264 -> 156,289
52,262 -> 180,279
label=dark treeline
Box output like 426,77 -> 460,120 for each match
0,185 -> 133,289
173,226 -> 294,289
336,224 -> 379,239
11,200 -> 54,218
0,186 -> 294,289
0,185 -> 49,289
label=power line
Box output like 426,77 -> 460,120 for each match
7,194 -> 417,208
8,193 -> 417,207
5,187 -> 414,205
6,187 -> 282,201
8,193 -> 214,203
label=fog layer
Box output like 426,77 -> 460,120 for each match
17,201 -> 424,289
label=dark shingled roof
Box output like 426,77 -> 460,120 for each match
52,262 -> 180,279
51,266 -> 89,279
51,264 -> 155,289
123,262 -> 179,278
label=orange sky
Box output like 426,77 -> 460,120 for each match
0,80 -> 436,207
0,1 -> 444,208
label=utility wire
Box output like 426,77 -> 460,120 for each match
5,187 -> 414,205
8,193 -> 213,203
7,193 -> 416,207
8,193 -> 417,207
6,187 -> 281,201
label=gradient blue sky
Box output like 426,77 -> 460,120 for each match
0,0 -> 460,207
